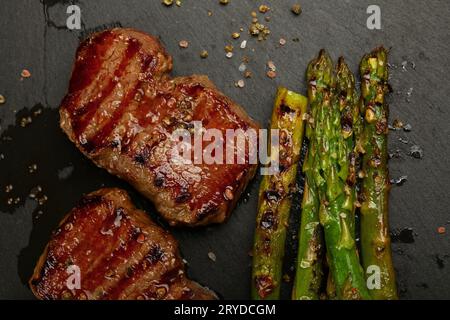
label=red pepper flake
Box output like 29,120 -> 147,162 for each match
437,226 -> 446,234
255,275 -> 274,298
21,69 -> 31,78
266,70 -> 276,79
136,233 -> 146,243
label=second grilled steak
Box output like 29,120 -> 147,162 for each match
60,28 -> 260,226
30,188 -> 216,300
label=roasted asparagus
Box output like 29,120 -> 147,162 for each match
252,87 -> 308,300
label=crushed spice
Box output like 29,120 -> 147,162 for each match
178,40 -> 189,48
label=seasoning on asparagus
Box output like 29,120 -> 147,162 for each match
359,47 -> 398,300
292,181 -> 323,299
292,56 -> 327,300
252,87 -> 308,300
336,57 -> 362,237
308,50 -> 371,300
326,57 -> 363,299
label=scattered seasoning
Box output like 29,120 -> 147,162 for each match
38,194 -> 48,206
64,222 -> 73,231
207,10 -> 213,16
29,185 -> 43,201
219,0 -> 229,5
266,70 -> 276,79
240,40 -> 247,49
264,16 -> 271,22
225,52 -> 233,59
176,0 -> 182,6
5,184 -> 13,193
224,44 -> 234,53
258,5 -> 270,13
292,37 -> 300,42
162,0 -> 173,6
28,163 -> 38,173
388,149 -> 402,159
232,32 -> 240,39
236,79 -> 245,88
403,123 -> 412,132
249,23 -> 270,40
21,69 -> 31,78
267,60 -> 276,71
0,94 -> 5,104
20,116 -> 33,127
238,63 -> 247,72
156,287 -> 167,298
178,40 -> 189,48
224,187 -> 234,200
279,38 -> 287,46
251,11 -> 257,18
207,251 -> 217,262
392,119 -> 404,129
200,50 -> 209,59
409,145 -> 423,159
33,108 -> 43,117
244,70 -> 252,78
291,4 -> 302,15
136,233 -> 146,243
390,175 -> 408,186
437,226 -> 446,234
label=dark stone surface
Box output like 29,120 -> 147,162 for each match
0,0 -> 449,299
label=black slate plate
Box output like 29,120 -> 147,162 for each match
0,0 -> 449,300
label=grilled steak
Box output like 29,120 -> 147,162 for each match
60,28 -> 260,226
30,188 -> 216,300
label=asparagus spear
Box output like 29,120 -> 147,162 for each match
291,54 -> 327,300
335,57 -> 363,237
292,177 -> 324,300
308,50 -> 371,300
252,87 -> 308,300
359,47 -> 398,300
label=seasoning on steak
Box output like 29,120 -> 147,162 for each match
59,28 -> 260,226
29,188 -> 217,300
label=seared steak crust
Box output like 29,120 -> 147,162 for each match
60,28 -> 259,226
29,188 -> 216,300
